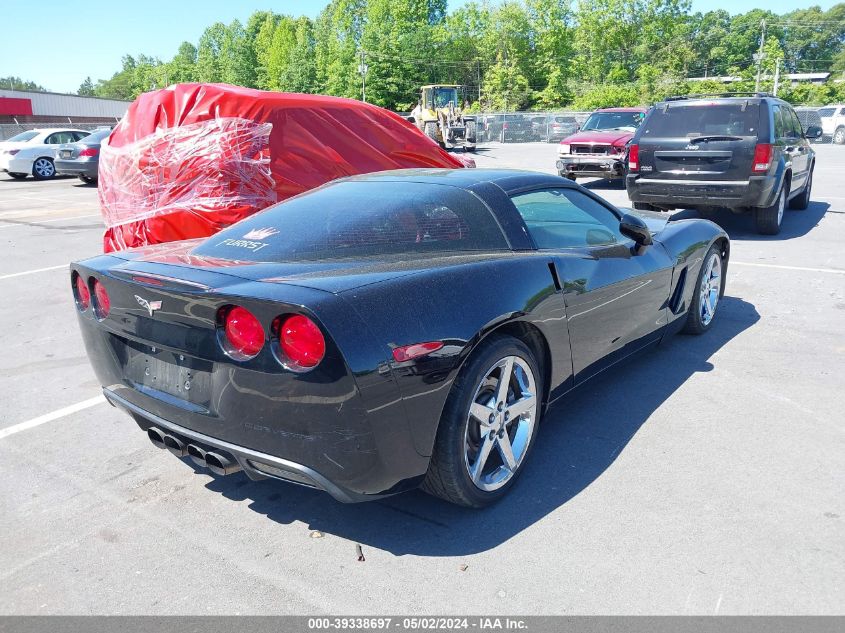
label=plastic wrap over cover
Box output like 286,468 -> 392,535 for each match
99,83 -> 468,252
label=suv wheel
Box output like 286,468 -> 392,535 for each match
789,168 -> 812,211
834,127 -> 845,145
754,184 -> 786,235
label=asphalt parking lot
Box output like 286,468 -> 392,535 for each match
0,145 -> 842,615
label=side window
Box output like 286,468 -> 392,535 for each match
772,106 -> 785,139
783,108 -> 804,138
511,188 -> 624,249
47,132 -> 74,144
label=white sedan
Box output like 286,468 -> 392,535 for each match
0,129 -> 91,180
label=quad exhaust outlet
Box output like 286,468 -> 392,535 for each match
147,426 -> 242,476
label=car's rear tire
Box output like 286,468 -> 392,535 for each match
78,175 -> 96,185
833,126 -> 845,145
8,172 -> 27,180
789,168 -> 812,210
754,183 -> 786,235
422,334 -> 543,508
32,157 -> 56,180
682,244 -> 723,335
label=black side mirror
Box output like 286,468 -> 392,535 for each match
619,213 -> 653,247
406,116 -> 416,124
805,125 -> 823,140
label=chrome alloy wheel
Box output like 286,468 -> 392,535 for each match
699,251 -> 722,326
776,187 -> 786,226
463,355 -> 537,492
33,158 -> 54,178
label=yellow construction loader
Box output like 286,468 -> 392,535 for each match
410,85 -> 477,152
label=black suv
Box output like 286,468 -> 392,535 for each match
626,94 -> 823,235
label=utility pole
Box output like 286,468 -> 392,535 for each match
358,50 -> 368,103
773,59 -> 781,96
754,19 -> 766,92
477,60 -> 482,104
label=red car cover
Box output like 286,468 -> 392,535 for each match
98,83 -> 471,252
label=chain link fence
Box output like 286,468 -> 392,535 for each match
0,121 -> 118,141
471,112 -> 592,144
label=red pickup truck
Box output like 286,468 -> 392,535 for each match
556,107 -> 647,181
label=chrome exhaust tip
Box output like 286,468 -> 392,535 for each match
163,433 -> 188,457
186,444 -> 208,468
205,451 -> 242,476
147,427 -> 167,450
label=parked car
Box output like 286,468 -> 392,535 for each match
0,128 -> 91,180
72,168 -> 729,508
794,107 -> 824,144
530,114 -> 580,142
483,114 -> 534,142
556,107 -> 648,181
817,104 -> 845,144
55,128 -> 112,184
626,95 -> 822,235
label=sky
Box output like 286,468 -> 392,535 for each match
0,0 -> 840,94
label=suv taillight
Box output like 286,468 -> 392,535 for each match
628,144 -> 639,171
752,144 -> 773,173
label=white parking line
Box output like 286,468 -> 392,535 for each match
0,396 -> 105,440
0,213 -> 101,230
732,261 -> 845,275
0,264 -> 67,281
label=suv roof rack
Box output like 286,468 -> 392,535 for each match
664,92 -> 773,101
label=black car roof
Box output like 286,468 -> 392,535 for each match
342,168 -> 572,195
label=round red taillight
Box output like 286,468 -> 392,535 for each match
277,314 -> 325,370
74,274 -> 90,311
223,306 -> 265,359
92,278 -> 110,319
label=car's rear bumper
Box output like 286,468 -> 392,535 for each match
626,174 -> 778,209
5,157 -> 33,174
105,388 -> 373,502
55,159 -> 98,178
557,155 -> 625,179
77,299 -> 429,503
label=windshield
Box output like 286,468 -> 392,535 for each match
192,181 -> 508,262
582,111 -> 644,132
6,131 -> 39,142
641,104 -> 760,138
434,88 -> 459,108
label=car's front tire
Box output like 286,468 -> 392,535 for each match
32,157 -> 56,180
833,126 -> 845,145
682,244 -> 724,335
423,334 -> 543,508
8,172 -> 27,180
754,183 -> 786,235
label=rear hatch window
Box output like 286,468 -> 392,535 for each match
637,102 -> 762,181
642,103 -> 760,138
191,180 -> 509,262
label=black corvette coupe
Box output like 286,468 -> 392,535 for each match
73,169 -> 729,507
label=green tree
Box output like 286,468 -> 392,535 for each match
77,77 -> 95,96
0,76 -> 47,91
314,0 -> 366,99
167,41 -> 198,84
